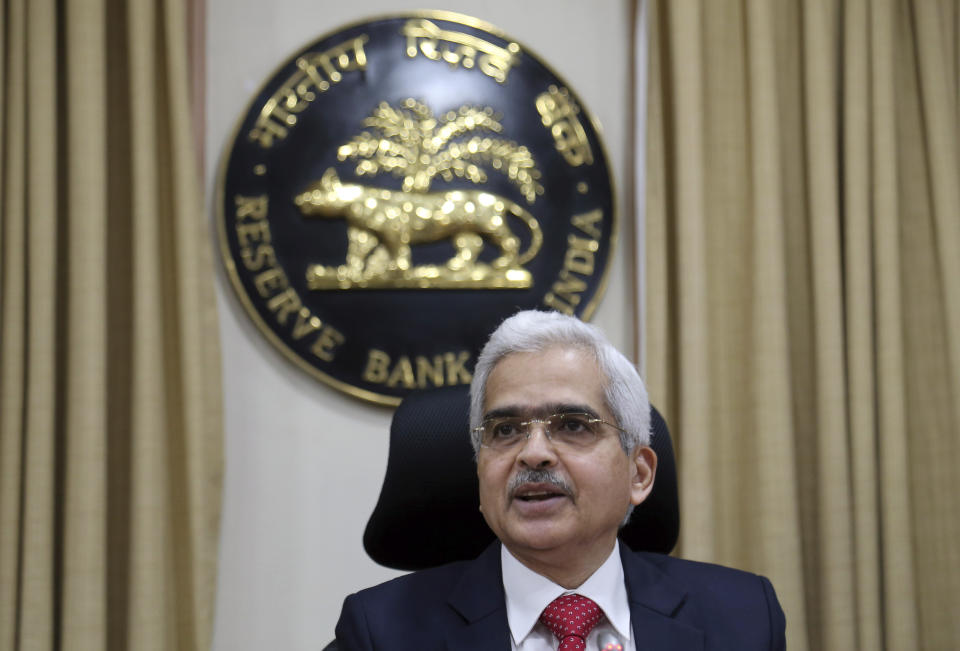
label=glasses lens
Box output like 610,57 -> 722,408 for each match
482,417 -> 525,448
547,413 -> 600,447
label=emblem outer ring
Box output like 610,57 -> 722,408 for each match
216,10 -> 619,406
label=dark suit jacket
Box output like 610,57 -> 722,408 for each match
335,543 -> 786,650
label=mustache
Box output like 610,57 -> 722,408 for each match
508,469 -> 572,498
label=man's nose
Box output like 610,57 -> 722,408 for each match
516,423 -> 558,467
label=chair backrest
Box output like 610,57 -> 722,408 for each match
363,385 -> 679,570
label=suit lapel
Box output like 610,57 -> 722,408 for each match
621,546 -> 704,651
445,543 -> 512,651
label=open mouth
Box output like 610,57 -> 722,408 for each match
513,483 -> 568,503
516,491 -> 564,502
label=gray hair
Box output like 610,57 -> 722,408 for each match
469,310 -> 651,454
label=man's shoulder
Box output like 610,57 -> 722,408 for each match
625,549 -> 784,632
335,547 -> 511,650
625,548 -> 779,600
622,549 -> 785,649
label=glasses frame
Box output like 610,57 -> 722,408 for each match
473,411 -> 628,450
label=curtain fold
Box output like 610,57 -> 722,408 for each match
0,0 -> 222,649
645,1 -> 960,649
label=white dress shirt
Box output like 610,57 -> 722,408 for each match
501,542 -> 636,651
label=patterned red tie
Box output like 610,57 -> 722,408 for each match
539,594 -> 604,651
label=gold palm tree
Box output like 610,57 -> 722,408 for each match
337,98 -> 543,203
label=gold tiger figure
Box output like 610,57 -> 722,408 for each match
294,169 -> 542,288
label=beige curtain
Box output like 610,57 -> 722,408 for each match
645,0 -> 960,649
0,0 -> 222,649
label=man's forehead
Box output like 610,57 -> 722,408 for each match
485,346 -> 603,382
483,347 -> 611,418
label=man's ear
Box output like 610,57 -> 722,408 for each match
629,446 -> 657,506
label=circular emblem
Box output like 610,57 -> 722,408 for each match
217,11 -> 617,405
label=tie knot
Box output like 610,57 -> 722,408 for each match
539,594 -> 604,650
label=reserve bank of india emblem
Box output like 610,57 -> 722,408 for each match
217,11 -> 617,405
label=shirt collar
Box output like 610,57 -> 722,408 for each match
501,541 -> 633,646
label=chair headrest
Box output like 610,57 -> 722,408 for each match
363,385 -> 679,570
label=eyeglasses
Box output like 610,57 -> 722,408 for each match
474,412 -> 626,451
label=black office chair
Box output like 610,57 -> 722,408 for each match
363,384 -> 679,570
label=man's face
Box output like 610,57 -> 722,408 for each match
476,346 -> 654,569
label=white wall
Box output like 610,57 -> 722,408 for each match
206,2 -> 635,649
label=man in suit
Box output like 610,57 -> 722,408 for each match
335,310 -> 786,650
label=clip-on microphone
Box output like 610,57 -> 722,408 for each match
597,632 -> 624,651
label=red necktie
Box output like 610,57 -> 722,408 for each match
539,593 -> 604,651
